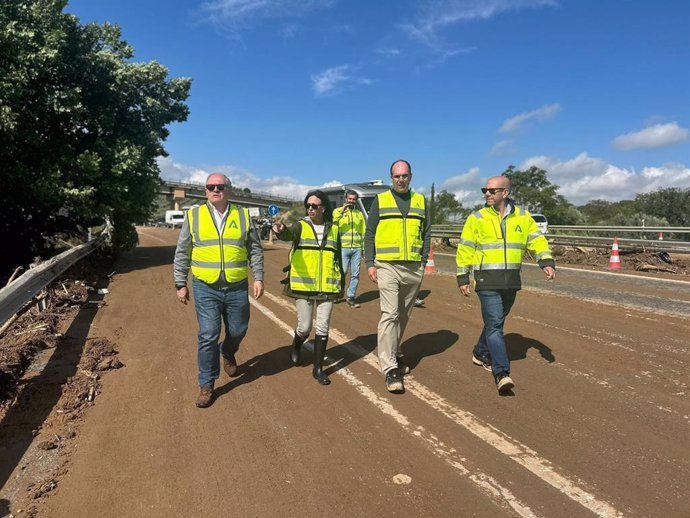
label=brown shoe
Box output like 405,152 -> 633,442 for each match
222,355 -> 238,377
196,384 -> 214,408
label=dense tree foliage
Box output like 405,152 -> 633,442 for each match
430,186 -> 468,224
0,0 -> 190,279
634,188 -> 689,227
501,165 -> 584,224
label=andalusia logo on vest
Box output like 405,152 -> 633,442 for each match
515,224 -> 522,233
228,221 -> 238,229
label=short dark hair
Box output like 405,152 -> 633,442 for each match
390,159 -> 412,175
344,189 -> 358,199
303,189 -> 333,221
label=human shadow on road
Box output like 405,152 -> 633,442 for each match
324,329 -> 458,377
0,498 -> 10,518
353,289 -> 380,305
505,333 -> 555,363
399,329 -> 458,370
214,344 -> 294,399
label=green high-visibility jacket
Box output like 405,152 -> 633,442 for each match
456,204 -> 554,290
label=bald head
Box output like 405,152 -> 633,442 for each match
486,175 -> 510,190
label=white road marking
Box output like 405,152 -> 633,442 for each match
250,294 -> 540,518
259,290 -> 624,518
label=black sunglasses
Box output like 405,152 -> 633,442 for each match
481,187 -> 506,195
305,203 -> 322,210
206,184 -> 227,192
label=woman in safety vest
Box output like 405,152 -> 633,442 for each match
272,190 -> 345,385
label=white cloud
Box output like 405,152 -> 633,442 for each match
611,122 -> 689,150
157,156 -> 340,200
403,0 -> 557,54
439,167 -> 484,207
198,0 -> 334,32
520,153 -> 690,205
499,103 -> 561,133
489,139 -> 516,156
311,65 -> 372,96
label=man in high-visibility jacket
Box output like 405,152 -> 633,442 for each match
457,175 -> 555,394
333,189 -> 365,307
365,159 -> 430,394
174,173 -> 264,408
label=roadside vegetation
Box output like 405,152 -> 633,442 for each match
0,0 -> 191,283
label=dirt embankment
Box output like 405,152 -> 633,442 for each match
0,255 -> 123,516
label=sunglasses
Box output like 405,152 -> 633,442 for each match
481,188 -> 506,195
206,184 -> 227,192
305,203 -> 322,210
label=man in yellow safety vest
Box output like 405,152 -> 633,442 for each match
174,173 -> 264,408
456,175 -> 555,394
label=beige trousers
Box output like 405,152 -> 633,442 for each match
375,261 -> 424,375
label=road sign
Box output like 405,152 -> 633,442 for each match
267,205 -> 279,216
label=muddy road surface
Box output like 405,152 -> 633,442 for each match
2,226 -> 688,517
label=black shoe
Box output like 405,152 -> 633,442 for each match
495,372 -> 514,393
397,357 -> 410,375
312,334 -> 331,385
472,353 -> 492,372
346,297 -> 360,308
385,368 -> 404,393
291,331 -> 306,366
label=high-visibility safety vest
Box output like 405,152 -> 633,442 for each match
189,204 -> 249,284
456,205 -> 553,290
289,220 -> 341,293
333,207 -> 365,249
374,190 -> 426,262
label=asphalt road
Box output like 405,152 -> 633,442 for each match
6,227 -> 689,517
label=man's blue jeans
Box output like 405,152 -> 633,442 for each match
474,289 -> 517,377
192,278 -> 249,387
341,247 -> 362,299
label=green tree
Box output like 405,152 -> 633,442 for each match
0,0 -> 191,278
502,165 -> 582,224
634,188 -> 690,227
431,190 -> 467,224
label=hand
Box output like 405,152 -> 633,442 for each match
176,286 -> 189,305
272,222 -> 285,234
543,266 -> 556,280
342,203 -> 350,213
253,281 -> 264,300
367,266 -> 377,283
459,284 -> 471,297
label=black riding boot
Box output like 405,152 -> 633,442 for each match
291,331 -> 307,366
312,334 -> 331,385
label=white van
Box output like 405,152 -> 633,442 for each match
320,181 -> 389,221
165,210 -> 185,228
531,213 -> 548,234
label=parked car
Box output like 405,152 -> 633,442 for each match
531,213 -> 548,234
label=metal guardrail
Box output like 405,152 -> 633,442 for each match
0,230 -> 110,327
430,225 -> 690,252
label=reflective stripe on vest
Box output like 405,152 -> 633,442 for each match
289,220 -> 341,293
334,207 -> 365,249
455,206 -> 552,276
190,204 -> 249,283
374,190 -> 425,262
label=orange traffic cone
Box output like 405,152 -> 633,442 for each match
425,245 -> 438,274
658,232 -> 664,241
608,238 -> 622,269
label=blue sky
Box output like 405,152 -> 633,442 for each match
66,0 -> 690,206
